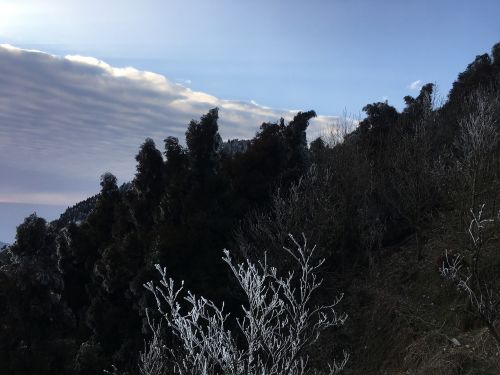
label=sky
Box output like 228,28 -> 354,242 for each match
0,0 -> 499,242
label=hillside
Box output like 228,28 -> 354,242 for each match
343,209 -> 500,374
0,42 -> 499,375
52,195 -> 99,228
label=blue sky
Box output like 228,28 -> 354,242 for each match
2,0 -> 499,114
0,0 -> 499,242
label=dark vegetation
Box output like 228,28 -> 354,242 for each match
54,195 -> 99,228
1,43 -> 500,374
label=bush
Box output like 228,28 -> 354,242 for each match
142,234 -> 348,375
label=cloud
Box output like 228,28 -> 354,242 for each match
0,44 -> 340,206
408,79 -> 422,91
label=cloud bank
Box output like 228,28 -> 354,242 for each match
0,44 -> 339,206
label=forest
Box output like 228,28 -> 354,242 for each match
1,42 -> 500,374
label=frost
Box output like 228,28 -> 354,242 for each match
142,234 -> 348,375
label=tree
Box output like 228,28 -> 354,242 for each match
0,215 -> 75,375
186,108 -> 222,180
10,214 -> 49,257
455,88 -> 499,212
161,136 -> 188,225
164,136 -> 187,175
440,204 -> 500,346
235,166 -> 336,271
142,234 -> 348,375
448,53 -> 496,110
134,138 -> 164,201
87,173 -> 121,245
133,138 -> 165,228
282,110 -> 316,183
386,84 -> 438,260
356,101 -> 398,162
227,111 -> 316,213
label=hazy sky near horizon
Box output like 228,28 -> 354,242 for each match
0,0 -> 499,242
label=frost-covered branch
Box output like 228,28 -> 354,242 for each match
440,204 -> 500,345
138,311 -> 168,375
142,234 -> 348,375
455,89 -> 499,210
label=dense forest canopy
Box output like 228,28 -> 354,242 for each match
1,42 -> 500,374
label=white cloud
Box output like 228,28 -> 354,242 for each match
0,44 -> 340,205
408,79 -> 422,91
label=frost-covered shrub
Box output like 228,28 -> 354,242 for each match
142,234 -> 348,375
440,204 -> 500,345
